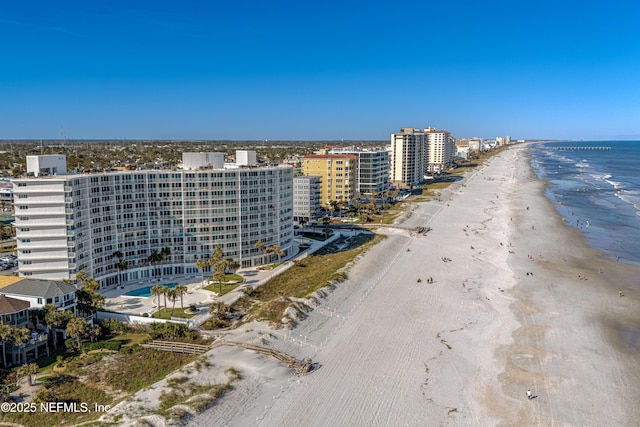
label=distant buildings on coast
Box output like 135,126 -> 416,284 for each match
10,128 -> 512,286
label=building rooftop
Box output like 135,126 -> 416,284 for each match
0,295 -> 30,314
0,278 -> 76,298
303,154 -> 359,160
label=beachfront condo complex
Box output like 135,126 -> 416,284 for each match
13,152 -> 294,288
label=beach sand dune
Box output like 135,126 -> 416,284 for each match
116,145 -> 640,426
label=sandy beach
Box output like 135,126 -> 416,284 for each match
109,144 -> 640,426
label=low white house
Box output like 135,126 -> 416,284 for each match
0,278 -> 77,313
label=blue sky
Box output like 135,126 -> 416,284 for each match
1,0 -> 639,141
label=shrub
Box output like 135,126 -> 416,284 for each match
149,322 -> 193,340
82,340 -> 122,352
101,318 -> 126,335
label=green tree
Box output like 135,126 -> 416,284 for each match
196,258 -> 208,286
265,245 -> 285,263
112,251 -> 129,284
88,324 -> 101,343
66,317 -> 89,352
254,240 -> 265,255
76,288 -> 104,319
151,285 -> 164,312
147,250 -> 163,277
43,305 -> 73,349
208,245 -> 224,270
0,323 -> 12,368
174,285 -> 188,310
18,363 -> 38,386
10,327 -> 30,365
167,289 -> 177,315
213,258 -> 240,294
159,285 -> 169,312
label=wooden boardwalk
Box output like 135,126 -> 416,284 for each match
142,339 -> 316,374
213,339 -> 315,374
142,340 -> 210,354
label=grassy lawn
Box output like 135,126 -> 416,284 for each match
236,233 -> 385,324
204,281 -> 240,296
153,308 -> 196,319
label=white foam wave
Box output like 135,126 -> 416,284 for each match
616,190 -> 640,212
605,178 -> 624,190
575,160 -> 590,168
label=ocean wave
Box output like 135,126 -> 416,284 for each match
575,160 -> 590,168
604,177 -> 624,190
616,190 -> 640,212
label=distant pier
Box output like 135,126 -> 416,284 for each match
550,146 -> 612,151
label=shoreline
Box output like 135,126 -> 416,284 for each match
106,144 -> 640,426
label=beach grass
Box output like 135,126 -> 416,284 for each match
238,233 -> 385,323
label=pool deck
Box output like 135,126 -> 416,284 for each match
102,275 -> 218,317
100,231 -> 360,319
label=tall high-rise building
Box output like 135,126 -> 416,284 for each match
328,148 -> 390,196
13,153 -> 294,288
301,154 -> 358,206
425,127 -> 454,173
390,128 -> 427,187
293,176 -> 321,223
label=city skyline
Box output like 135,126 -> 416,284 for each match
2,0 -> 639,141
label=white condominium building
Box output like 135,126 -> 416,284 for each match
13,153 -> 294,288
293,176 -> 321,223
390,128 -> 427,187
328,148 -> 390,196
425,127 -> 454,174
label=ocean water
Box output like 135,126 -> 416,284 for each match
529,141 -> 640,266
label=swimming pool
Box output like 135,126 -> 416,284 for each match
123,283 -> 178,298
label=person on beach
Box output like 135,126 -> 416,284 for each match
619,290 -> 624,297
527,389 -> 532,400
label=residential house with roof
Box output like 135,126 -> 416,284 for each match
0,278 -> 77,313
0,295 -> 30,327
0,281 -> 57,366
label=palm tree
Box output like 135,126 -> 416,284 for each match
75,269 -> 88,286
266,245 -> 285,263
112,250 -> 128,284
213,258 -> 240,294
196,259 -> 208,286
88,325 -> 101,343
0,324 -> 12,368
151,285 -> 164,311
209,245 -> 224,266
254,240 -> 265,255
10,327 -> 30,365
18,363 -> 38,386
66,317 -> 89,352
174,285 -> 188,310
160,246 -> 171,262
43,305 -> 73,349
76,288 -> 104,319
329,200 -> 339,217
159,285 -> 169,312
147,250 -> 163,277
167,289 -> 177,315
